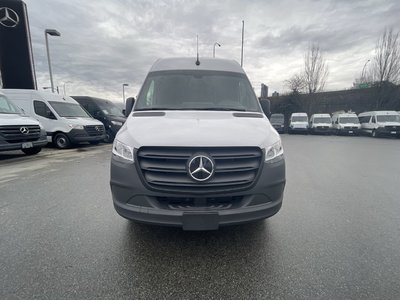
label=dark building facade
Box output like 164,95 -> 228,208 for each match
0,0 -> 37,89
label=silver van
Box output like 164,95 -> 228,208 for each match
0,92 -> 47,155
110,57 -> 286,230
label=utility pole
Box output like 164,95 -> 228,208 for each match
241,20 -> 244,67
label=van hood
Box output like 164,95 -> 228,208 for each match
291,121 -> 308,128
378,122 -> 400,126
118,111 -> 280,148
63,117 -> 103,126
0,113 -> 41,126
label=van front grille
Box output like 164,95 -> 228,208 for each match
385,126 -> 400,131
136,147 -> 263,194
84,125 -> 104,136
0,125 -> 41,142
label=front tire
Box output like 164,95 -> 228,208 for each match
54,133 -> 71,149
103,130 -> 115,143
22,147 -> 42,155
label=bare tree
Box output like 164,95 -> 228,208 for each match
371,28 -> 400,85
368,28 -> 400,108
304,43 -> 329,93
284,73 -> 306,94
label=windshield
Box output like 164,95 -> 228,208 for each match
339,117 -> 360,124
0,95 -> 22,114
134,70 -> 261,112
377,115 -> 400,123
292,116 -> 308,122
271,115 -> 284,122
49,101 -> 91,118
313,117 -> 331,123
98,101 -> 124,117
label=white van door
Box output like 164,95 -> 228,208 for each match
33,100 -> 59,141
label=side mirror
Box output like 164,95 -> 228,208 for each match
125,97 -> 135,117
122,109 -> 126,115
259,99 -> 271,118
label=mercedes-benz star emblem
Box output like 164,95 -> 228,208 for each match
20,127 -> 29,134
0,7 -> 20,28
188,155 -> 214,182
95,126 -> 100,131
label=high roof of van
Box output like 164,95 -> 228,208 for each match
149,57 -> 245,74
311,113 -> 331,117
358,111 -> 398,116
291,112 -> 308,116
336,113 -> 357,117
2,89 -> 78,104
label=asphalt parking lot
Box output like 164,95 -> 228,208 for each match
1,136 -> 400,299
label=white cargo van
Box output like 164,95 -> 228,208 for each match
358,111 -> 400,138
0,92 -> 47,155
110,57 -> 286,230
288,112 -> 308,134
1,89 -> 105,148
331,112 -> 361,135
309,113 -> 332,134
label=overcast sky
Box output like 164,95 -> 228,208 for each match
25,0 -> 400,102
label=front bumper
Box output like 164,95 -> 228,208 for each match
311,127 -> 332,134
0,135 -> 48,151
110,155 -> 286,230
376,127 -> 400,137
289,127 -> 308,133
338,128 -> 360,135
272,125 -> 285,133
66,129 -> 105,143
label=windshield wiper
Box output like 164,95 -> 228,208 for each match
196,107 -> 246,111
135,108 -> 174,111
135,107 -> 247,112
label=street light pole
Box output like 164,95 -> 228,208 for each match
361,59 -> 370,82
63,81 -> 72,95
213,42 -> 221,58
45,29 -> 61,93
122,83 -> 129,104
241,20 -> 244,67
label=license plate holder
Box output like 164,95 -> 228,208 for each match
391,131 -> 396,134
182,212 -> 219,230
22,142 -> 33,149
349,131 -> 353,134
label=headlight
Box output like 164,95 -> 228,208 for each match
265,140 -> 284,162
68,124 -> 84,130
111,120 -> 123,126
112,139 -> 134,162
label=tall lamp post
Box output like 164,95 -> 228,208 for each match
45,29 -> 61,93
63,81 -> 72,95
361,59 -> 370,83
213,42 -> 221,58
122,83 -> 129,104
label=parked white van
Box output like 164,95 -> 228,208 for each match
331,112 -> 361,135
309,113 -> 332,134
0,92 -> 47,155
110,57 -> 286,230
358,111 -> 400,138
288,112 -> 308,134
2,89 -> 105,148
